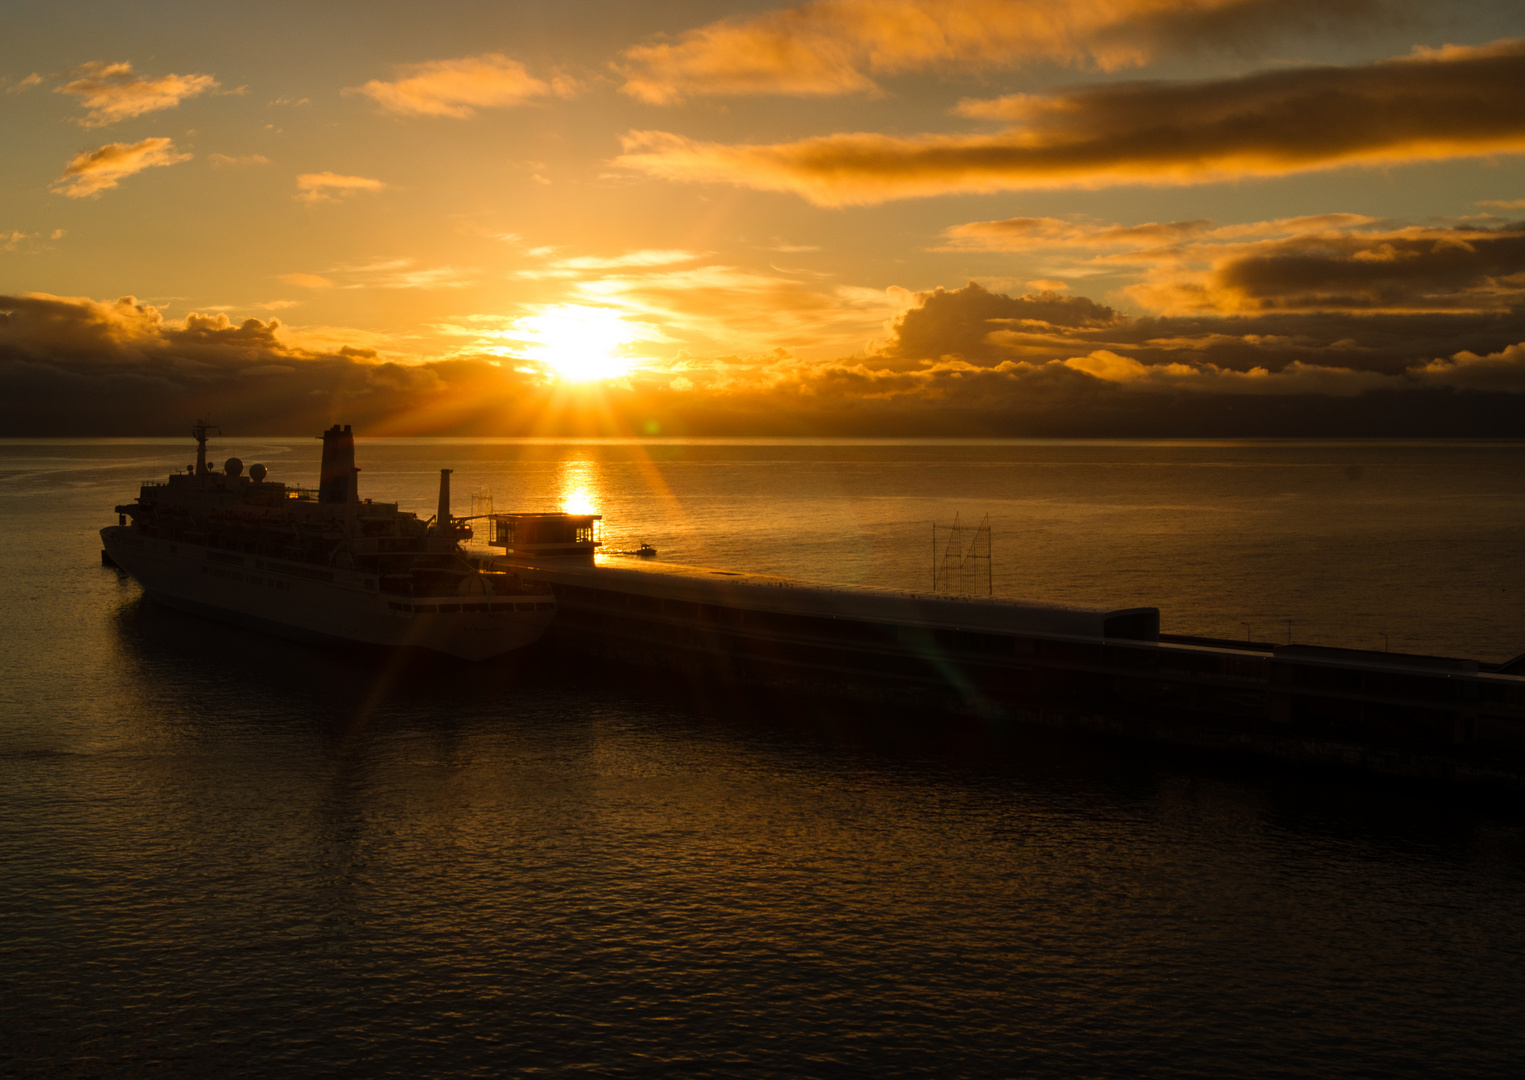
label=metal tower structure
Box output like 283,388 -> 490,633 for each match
932,512 -> 992,596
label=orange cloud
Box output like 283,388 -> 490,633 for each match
945,213 -> 1383,252
277,273 -> 334,289
277,259 -> 477,291
451,241 -> 909,360
514,249 -> 704,280
2,229 -> 64,254
552,249 -> 703,271
328,258 -> 477,290
942,216 -> 1213,251
208,153 -> 270,167
617,0 -> 1386,103
57,61 -> 218,127
1412,341 -> 1525,391
570,264 -> 905,359
295,172 -> 385,203
51,138 -> 192,198
351,54 -> 566,117
617,39 -> 1525,204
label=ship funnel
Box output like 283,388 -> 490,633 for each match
191,419 -> 219,477
319,424 -> 358,504
436,469 -> 452,534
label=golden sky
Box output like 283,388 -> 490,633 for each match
3,0 -> 1525,435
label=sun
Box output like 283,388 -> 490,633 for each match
515,304 -> 642,383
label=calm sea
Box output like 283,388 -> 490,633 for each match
3,437 -> 1525,1077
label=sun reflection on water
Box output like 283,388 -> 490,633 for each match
558,460 -> 599,516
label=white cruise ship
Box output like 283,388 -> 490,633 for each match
101,423 -> 557,661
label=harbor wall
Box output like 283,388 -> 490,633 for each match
518,559 -> 1525,790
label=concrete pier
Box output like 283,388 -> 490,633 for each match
510,555 -> 1525,790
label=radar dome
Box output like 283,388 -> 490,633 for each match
249,463 -> 267,482
224,457 -> 244,477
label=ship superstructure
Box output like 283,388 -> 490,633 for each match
101,423 -> 556,661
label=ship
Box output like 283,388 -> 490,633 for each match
101,422 -> 558,661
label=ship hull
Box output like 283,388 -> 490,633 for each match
101,526 -> 554,661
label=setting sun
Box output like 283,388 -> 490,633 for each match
514,305 -> 643,383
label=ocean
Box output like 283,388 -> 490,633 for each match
3,437 -> 1525,1077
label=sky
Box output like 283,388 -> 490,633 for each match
3,0 -> 1524,436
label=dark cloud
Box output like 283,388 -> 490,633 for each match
877,282 -> 1525,378
938,214 -> 1525,318
1114,310 -> 1525,375
165,312 -> 288,351
0,293 -> 538,436
883,284 -> 1118,362
1210,223 -> 1525,311
1115,0 -> 1405,56
646,356 -> 1525,438
619,38 -> 1525,204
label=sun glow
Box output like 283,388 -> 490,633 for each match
514,304 -> 644,382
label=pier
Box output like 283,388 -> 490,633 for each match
484,527 -> 1525,789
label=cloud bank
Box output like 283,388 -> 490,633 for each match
618,0 -> 1396,103
617,38 -> 1525,204
7,278 -> 1525,438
